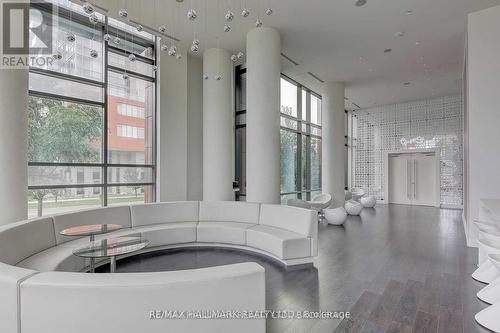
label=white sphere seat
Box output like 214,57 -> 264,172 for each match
360,196 -> 376,208
472,238 -> 500,284
309,193 -> 332,211
475,221 -> 500,265
345,190 -> 352,201
345,200 -> 363,216
475,300 -> 500,332
478,254 -> 500,304
287,198 -> 312,209
350,188 -> 366,202
324,207 -> 347,225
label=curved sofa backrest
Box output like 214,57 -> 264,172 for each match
199,201 -> 260,224
0,262 -> 38,333
53,206 -> 132,245
0,217 -> 55,265
259,204 -> 317,237
131,201 -> 199,227
20,263 -> 265,333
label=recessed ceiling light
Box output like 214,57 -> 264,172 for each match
415,41 -> 421,45
384,48 -> 392,53
176,0 -> 184,2
405,10 -> 413,15
355,0 -> 367,7
403,82 -> 411,86
359,56 -> 365,61
394,31 -> 405,37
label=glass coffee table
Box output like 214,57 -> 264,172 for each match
73,236 -> 149,273
60,224 -> 123,272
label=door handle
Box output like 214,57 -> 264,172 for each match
413,160 -> 417,199
406,160 -> 410,199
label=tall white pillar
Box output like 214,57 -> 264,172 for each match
246,27 -> 281,204
202,48 -> 234,201
322,82 -> 345,208
0,69 -> 28,224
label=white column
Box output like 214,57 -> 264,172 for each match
203,48 -> 234,201
246,27 -> 281,204
0,69 -> 28,224
322,82 -> 345,208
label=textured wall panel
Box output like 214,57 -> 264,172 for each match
352,95 -> 463,206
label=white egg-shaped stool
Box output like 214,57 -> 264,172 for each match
324,207 -> 347,225
350,188 -> 366,202
360,196 -> 376,208
477,254 -> 500,304
475,300 -> 500,333
345,200 -> 362,216
472,238 -> 500,284
475,220 -> 500,266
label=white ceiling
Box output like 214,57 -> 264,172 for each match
89,0 -> 500,109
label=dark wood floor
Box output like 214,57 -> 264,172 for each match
101,204 -> 490,333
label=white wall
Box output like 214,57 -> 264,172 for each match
158,49 -> 188,201
187,55 -> 204,200
466,5 -> 500,246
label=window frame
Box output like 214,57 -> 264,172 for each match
233,66 -> 322,201
27,1 -> 157,214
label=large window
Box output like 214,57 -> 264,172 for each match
234,67 -> 322,202
28,1 -> 156,218
280,77 -> 322,203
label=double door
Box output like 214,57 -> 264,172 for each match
389,152 -> 438,206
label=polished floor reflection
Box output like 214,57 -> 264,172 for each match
105,204 -> 487,333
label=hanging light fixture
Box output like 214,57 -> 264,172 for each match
187,9 -> 198,21
161,44 -> 169,51
159,25 -> 167,33
255,19 -> 262,27
231,54 -> 237,62
114,36 -> 121,44
128,53 -> 136,62
265,8 -> 273,15
237,51 -> 244,60
103,33 -> 111,42
53,51 -> 62,60
89,49 -> 98,58
152,65 -> 158,72
118,9 -> 128,18
203,74 -> 209,80
66,32 -> 76,42
223,25 -> 231,32
168,45 -> 177,56
83,2 -> 94,14
225,10 -> 234,22
136,24 -> 143,32
89,13 -> 99,24
176,53 -> 182,60
241,8 -> 250,17
214,75 -> 222,81
190,43 -> 199,52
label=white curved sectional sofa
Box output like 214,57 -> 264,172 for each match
0,201 -> 317,333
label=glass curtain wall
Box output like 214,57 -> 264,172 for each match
27,1 -> 157,218
234,66 -> 322,202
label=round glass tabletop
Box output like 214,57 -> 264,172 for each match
73,236 -> 149,259
60,224 -> 122,237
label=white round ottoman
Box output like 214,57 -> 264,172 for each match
360,196 -> 376,208
324,207 -> 347,225
345,200 -> 362,216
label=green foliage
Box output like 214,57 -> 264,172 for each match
28,96 -> 102,163
27,96 -> 102,216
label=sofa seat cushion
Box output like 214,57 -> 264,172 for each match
16,229 -> 141,272
246,225 -> 311,260
134,222 -> 197,248
16,245 -> 89,272
197,222 -> 256,245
